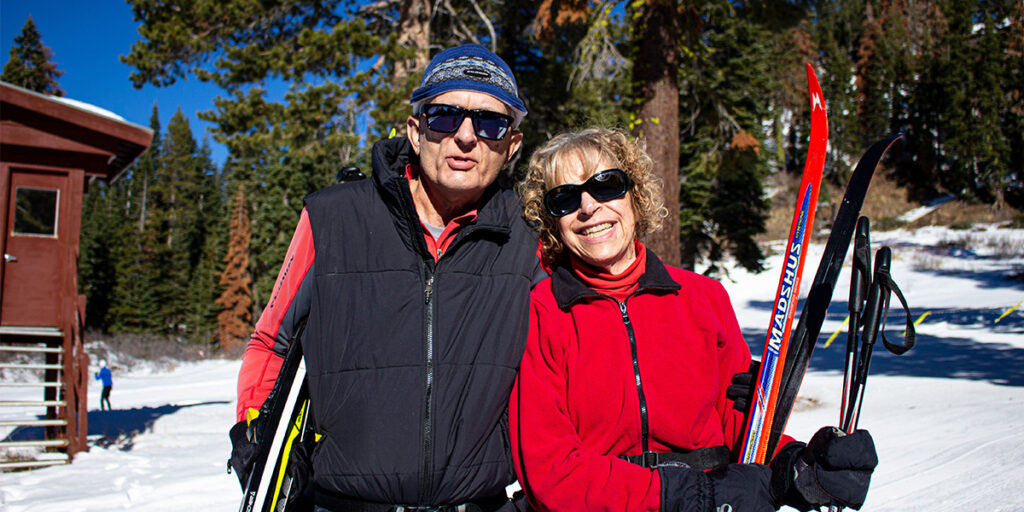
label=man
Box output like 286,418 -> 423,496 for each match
230,44 -> 541,511
94,359 -> 113,411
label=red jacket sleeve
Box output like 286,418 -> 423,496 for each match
235,209 -> 315,422
710,280 -> 754,452
510,297 -> 662,512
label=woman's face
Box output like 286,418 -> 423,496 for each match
554,155 -> 637,274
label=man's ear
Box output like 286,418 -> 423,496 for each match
506,130 -> 524,165
406,115 -> 422,155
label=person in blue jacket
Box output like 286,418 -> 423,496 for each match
94,359 -> 113,410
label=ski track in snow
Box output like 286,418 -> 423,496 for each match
1,224 -> 1022,511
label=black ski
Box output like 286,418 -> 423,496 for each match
764,134 -> 903,456
239,340 -> 308,512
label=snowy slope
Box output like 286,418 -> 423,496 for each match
2,224 -> 1022,511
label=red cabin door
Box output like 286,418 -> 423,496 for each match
1,169 -> 68,327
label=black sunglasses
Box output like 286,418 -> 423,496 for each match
420,103 -> 514,141
544,168 -> 631,217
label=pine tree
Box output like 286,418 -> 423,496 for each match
1005,0 -> 1024,209
854,0 -> 889,143
109,108 -> 164,333
146,109 -> 211,334
1,16 -> 64,96
216,184 -> 253,352
811,0 -> 866,180
184,137 -> 227,344
675,0 -> 785,274
109,214 -> 165,333
79,180 -> 130,330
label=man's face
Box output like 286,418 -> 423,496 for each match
407,90 -> 523,206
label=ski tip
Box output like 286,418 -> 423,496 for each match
805,65 -> 825,114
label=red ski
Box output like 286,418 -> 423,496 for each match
739,64 -> 828,464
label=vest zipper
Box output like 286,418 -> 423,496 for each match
420,270 -> 436,502
619,300 -> 651,453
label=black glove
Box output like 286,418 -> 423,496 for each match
726,359 -> 760,413
279,434 -> 314,508
770,427 -> 878,511
228,419 -> 259,489
660,462 -> 775,512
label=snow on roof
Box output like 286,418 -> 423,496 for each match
50,94 -> 127,123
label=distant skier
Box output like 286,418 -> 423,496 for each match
94,360 -> 113,410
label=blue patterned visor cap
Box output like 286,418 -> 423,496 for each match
411,44 -> 526,126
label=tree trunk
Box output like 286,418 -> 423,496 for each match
632,0 -> 681,267
394,0 -> 432,82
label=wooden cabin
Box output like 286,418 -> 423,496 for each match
0,81 -> 152,469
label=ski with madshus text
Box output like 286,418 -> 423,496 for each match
739,64 -> 828,464
763,134 -> 905,458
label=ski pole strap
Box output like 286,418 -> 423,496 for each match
313,492 -> 511,512
619,445 -> 731,470
873,264 -> 915,355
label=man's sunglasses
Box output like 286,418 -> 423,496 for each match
420,103 -> 514,141
543,168 -> 631,217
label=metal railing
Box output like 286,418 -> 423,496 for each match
0,338 -> 76,471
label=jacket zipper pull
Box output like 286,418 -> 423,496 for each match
425,275 -> 434,304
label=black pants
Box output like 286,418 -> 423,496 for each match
311,492 -> 527,512
100,385 -> 112,410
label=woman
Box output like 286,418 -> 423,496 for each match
512,128 -> 878,512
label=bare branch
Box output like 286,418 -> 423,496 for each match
441,0 -> 480,45
569,1 -> 628,90
465,0 -> 497,51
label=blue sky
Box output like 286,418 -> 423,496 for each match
1,0 -> 229,164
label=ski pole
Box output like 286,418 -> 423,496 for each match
830,247 -> 889,512
848,247 -> 891,430
840,217 -> 871,432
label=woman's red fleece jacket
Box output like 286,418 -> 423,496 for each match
511,249 -> 759,511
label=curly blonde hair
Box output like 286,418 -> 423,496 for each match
520,128 -> 668,267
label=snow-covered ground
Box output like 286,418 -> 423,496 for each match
2,223 -> 1022,511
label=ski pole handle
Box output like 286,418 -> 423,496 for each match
841,217 -> 872,432
849,217 -> 872,315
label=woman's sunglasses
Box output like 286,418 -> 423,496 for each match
543,168 -> 631,217
420,103 -> 514,141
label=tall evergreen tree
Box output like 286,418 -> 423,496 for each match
854,0 -> 889,143
216,184 -> 253,352
1,16 -> 64,96
943,0 -> 1016,205
147,109 -> 212,334
1005,0 -> 1024,209
184,137 -> 227,343
109,107 -> 164,333
676,0 -> 795,274
79,180 -> 128,331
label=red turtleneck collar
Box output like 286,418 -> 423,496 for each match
569,241 -> 647,302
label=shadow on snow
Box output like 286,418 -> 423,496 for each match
3,401 -> 231,450
742,291 -> 1024,387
